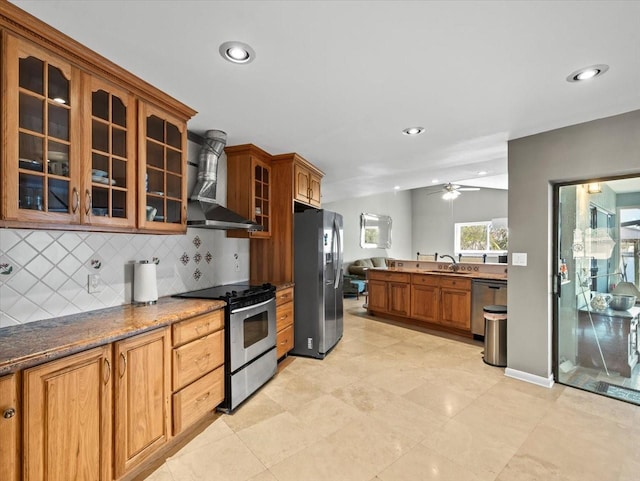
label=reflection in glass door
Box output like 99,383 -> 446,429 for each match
556,179 -> 640,405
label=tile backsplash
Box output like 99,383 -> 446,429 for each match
0,227 -> 249,328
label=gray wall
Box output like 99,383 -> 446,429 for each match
507,109 -> 640,380
323,190 -> 413,264
411,187 -> 508,258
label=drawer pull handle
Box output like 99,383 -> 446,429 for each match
3,408 -> 16,419
196,392 -> 210,403
195,322 -> 210,333
280,315 -> 288,320
194,354 -> 210,370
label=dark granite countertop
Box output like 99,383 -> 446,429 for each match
0,296 -> 225,375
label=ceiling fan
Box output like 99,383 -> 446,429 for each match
428,183 -> 480,200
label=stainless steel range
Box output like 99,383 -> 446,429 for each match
174,283 -> 276,412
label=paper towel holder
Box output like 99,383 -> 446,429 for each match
133,259 -> 158,305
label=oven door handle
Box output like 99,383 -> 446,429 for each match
231,298 -> 274,314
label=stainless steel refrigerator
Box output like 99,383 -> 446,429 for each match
291,209 -> 344,358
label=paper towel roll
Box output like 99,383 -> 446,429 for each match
133,261 -> 158,304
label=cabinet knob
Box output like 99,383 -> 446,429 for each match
3,408 -> 16,419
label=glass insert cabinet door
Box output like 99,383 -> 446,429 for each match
555,179 -> 640,406
84,76 -> 136,227
138,102 -> 187,232
2,34 -> 81,222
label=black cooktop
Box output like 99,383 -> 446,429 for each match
173,283 -> 275,307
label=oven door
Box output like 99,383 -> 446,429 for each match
229,297 -> 276,373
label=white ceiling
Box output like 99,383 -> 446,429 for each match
12,0 -> 640,203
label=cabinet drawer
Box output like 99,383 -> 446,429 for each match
173,309 -> 224,347
276,287 -> 294,306
277,301 -> 294,331
276,324 -> 294,359
172,366 -> 224,435
368,270 -> 410,283
173,330 -> 224,391
411,274 -> 440,287
440,277 -> 471,290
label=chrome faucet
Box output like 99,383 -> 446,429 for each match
439,254 -> 459,271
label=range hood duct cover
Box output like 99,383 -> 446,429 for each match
187,129 -> 262,231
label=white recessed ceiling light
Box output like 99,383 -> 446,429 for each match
394,185 -> 400,190
219,41 -> 255,64
402,127 -> 425,136
566,64 -> 609,83
432,179 -> 439,184
477,171 -> 488,176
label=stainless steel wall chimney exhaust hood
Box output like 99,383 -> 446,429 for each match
187,130 -> 262,231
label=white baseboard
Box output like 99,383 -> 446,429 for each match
505,367 -> 555,388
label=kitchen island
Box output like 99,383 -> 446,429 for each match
366,259 -> 508,336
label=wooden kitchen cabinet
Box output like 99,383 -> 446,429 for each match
82,74 -> 137,228
1,33 -> 82,224
368,271 -> 472,334
440,277 -> 472,330
367,280 -> 389,312
388,281 -> 411,317
367,271 -> 410,317
138,102 -> 188,232
225,144 -> 272,238
171,309 -> 225,435
114,327 -> 171,477
276,287 -> 295,358
23,345 -> 112,481
0,3 -> 196,232
411,283 -> 440,323
0,373 -> 20,481
294,161 -> 322,207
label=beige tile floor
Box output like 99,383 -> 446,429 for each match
146,298 -> 640,481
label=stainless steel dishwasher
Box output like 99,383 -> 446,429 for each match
471,279 -> 507,338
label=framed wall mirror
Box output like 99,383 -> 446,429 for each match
360,213 -> 392,248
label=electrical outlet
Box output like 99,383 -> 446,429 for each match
87,274 -> 102,293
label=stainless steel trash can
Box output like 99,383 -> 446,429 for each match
483,305 -> 507,366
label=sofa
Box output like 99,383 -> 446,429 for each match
343,257 -> 391,297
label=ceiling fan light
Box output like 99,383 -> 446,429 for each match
442,190 -> 460,200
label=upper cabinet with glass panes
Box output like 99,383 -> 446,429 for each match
137,102 -> 187,232
0,3 -> 196,232
1,35 -> 81,224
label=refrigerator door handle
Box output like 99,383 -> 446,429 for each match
333,218 -> 341,289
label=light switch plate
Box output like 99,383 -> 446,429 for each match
512,253 -> 528,266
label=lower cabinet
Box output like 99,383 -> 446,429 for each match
12,308 -> 227,481
368,271 -> 472,333
171,309 -> 225,435
114,327 -> 171,478
276,287 -> 294,359
23,345 -> 113,481
440,278 -> 472,330
1,373 -> 20,481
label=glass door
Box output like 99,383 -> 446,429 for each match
555,178 -> 640,405
2,34 -> 80,223
84,76 -> 135,227
138,102 -> 186,232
